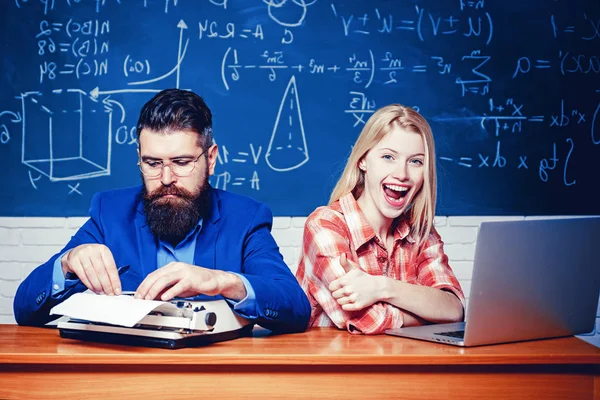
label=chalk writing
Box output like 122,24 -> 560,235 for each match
1,0 -> 598,216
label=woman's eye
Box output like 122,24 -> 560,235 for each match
382,154 -> 394,161
410,158 -> 424,165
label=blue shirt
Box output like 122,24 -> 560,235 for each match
51,219 -> 257,318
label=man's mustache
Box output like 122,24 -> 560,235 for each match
147,186 -> 194,201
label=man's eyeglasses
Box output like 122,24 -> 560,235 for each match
138,148 -> 208,178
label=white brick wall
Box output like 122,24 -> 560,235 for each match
1,215 -> 598,347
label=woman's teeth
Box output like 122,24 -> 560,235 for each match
383,184 -> 409,200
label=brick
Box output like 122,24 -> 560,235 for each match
20,229 -> 74,246
0,228 -> 20,246
436,227 -> 477,245
1,246 -> 62,263
292,217 -> 308,228
0,281 -> 20,298
433,216 -> 447,227
22,263 -> 40,279
459,280 -> 471,301
272,228 -> 303,248
279,247 -> 299,270
66,217 -> 89,229
0,263 -> 23,281
0,297 -> 13,315
272,217 -> 291,229
287,264 -> 299,276
447,216 -> 524,227
0,217 -> 66,228
0,315 -> 16,324
444,243 -> 476,261
448,261 -> 474,281
66,228 -> 79,237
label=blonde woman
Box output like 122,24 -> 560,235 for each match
296,105 -> 465,334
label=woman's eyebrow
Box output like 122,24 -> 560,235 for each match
378,148 -> 425,157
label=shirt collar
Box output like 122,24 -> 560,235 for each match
394,217 -> 415,244
338,193 -> 415,251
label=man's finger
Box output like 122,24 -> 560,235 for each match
144,273 -> 178,300
135,270 -> 159,299
135,262 -> 182,298
81,256 -> 103,294
69,258 -> 94,293
101,248 -> 121,295
160,280 -> 187,301
90,252 -> 112,295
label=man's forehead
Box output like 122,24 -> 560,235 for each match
138,128 -> 199,139
138,129 -> 201,153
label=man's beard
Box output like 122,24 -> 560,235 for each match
142,177 -> 211,246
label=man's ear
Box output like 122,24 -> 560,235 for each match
207,144 -> 219,176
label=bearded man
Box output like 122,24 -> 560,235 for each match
14,89 -> 311,334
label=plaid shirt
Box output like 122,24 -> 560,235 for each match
296,193 -> 465,334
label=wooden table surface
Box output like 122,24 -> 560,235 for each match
1,325 -> 599,399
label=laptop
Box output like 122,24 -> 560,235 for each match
386,217 -> 600,346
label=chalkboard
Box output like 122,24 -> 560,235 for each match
1,0 -> 599,217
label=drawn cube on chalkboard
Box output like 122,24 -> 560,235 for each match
19,90 -> 111,182
265,76 -> 309,172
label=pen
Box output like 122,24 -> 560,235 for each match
117,265 -> 130,275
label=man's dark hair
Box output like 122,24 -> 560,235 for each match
136,89 -> 213,150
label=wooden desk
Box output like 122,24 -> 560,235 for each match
0,325 -> 599,399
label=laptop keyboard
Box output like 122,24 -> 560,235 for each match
435,330 -> 465,339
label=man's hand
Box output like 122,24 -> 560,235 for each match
61,244 -> 121,295
134,262 -> 246,301
328,253 -> 384,311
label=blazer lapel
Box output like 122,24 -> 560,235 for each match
194,188 -> 221,270
134,201 -> 158,278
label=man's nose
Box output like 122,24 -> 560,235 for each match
160,164 -> 177,185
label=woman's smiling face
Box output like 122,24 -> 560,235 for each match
357,126 -> 426,222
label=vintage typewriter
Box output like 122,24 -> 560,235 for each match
54,292 -> 253,349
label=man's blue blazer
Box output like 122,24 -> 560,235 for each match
14,185 -> 311,333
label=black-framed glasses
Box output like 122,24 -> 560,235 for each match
138,148 -> 208,178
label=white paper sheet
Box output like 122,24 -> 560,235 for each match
50,292 -> 167,328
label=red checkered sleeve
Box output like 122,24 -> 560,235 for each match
297,207 -> 403,334
415,228 -> 466,309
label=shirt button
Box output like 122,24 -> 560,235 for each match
53,284 -> 59,291
378,257 -> 387,263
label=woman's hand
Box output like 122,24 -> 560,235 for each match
328,253 -> 385,311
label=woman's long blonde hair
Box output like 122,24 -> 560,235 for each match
329,104 -> 437,245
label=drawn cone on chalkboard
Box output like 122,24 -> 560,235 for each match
265,76 -> 309,172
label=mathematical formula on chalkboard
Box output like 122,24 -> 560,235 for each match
1,0 -> 598,216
